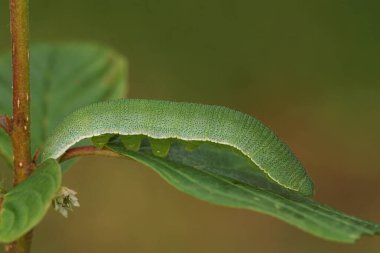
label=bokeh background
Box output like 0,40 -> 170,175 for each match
1,0 -> 380,252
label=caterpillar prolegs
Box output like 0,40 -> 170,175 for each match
92,134 -> 202,158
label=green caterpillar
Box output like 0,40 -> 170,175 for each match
42,99 -> 314,196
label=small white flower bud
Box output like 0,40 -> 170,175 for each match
53,186 -> 80,218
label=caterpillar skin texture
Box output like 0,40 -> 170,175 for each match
42,99 -> 314,196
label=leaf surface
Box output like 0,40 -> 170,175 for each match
0,129 -> 12,167
107,140 -> 380,243
0,43 -> 128,166
0,159 -> 62,243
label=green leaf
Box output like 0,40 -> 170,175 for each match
106,139 -> 380,243
0,128 -> 12,167
0,159 -> 62,243
0,42 -> 128,166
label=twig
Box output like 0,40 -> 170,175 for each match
5,0 -> 33,252
10,0 -> 32,185
32,148 -> 40,164
59,146 -> 125,163
0,115 -> 12,134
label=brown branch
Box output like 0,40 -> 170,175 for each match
59,146 -> 125,163
6,0 -> 33,252
10,0 -> 32,185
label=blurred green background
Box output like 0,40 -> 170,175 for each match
1,0 -> 380,252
